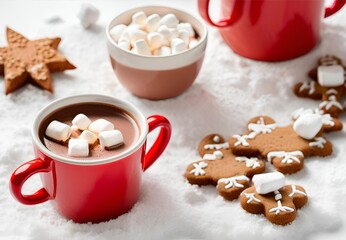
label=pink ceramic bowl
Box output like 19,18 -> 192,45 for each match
106,6 -> 208,100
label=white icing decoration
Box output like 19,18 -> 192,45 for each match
309,137 -> 327,148
319,95 -> 343,110
233,132 -> 257,147
243,192 -> 261,204
288,185 -> 307,198
248,117 -> 277,134
299,81 -> 316,95
320,56 -> 338,66
217,175 -> 249,189
326,89 -> 339,95
319,112 -> 335,127
269,200 -> 294,215
274,190 -> 282,201
213,135 -> 220,143
267,151 -> 304,164
204,142 -> 230,150
190,162 -> 208,176
202,151 -> 223,160
235,156 -> 261,169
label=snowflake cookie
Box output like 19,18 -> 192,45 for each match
240,184 -> 308,225
229,116 -> 333,174
293,55 -> 346,118
185,134 -> 265,201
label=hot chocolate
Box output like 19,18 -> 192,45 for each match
39,102 -> 140,160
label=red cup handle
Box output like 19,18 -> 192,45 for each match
142,115 -> 171,171
9,158 -> 51,205
324,0 -> 345,17
198,0 -> 244,28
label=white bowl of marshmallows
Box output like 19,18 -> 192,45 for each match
106,6 -> 207,100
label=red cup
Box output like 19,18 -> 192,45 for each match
9,94 -> 171,223
198,0 -> 345,61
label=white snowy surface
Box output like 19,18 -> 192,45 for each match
0,0 -> 346,239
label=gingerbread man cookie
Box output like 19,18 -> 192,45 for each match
294,55 -> 346,118
240,172 -> 308,225
185,134 -> 265,201
0,27 -> 75,94
229,116 -> 332,174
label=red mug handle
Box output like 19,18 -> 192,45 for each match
198,0 -> 244,28
325,0 -> 345,17
9,158 -> 51,205
142,115 -> 171,171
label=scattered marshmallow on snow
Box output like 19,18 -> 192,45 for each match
77,3 -> 100,29
110,11 -> 198,56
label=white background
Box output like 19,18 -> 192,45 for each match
0,0 -> 346,239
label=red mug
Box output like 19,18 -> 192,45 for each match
9,94 -> 171,223
198,0 -> 346,61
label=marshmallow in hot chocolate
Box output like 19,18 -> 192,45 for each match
44,112 -> 126,158
109,11 -> 199,56
45,120 -> 71,142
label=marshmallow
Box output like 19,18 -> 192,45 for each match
77,3 -> 100,29
178,29 -> 190,46
109,24 -> 127,42
72,114 -> 91,130
177,22 -> 195,37
45,120 -> 71,142
99,130 -> 124,149
89,119 -> 114,134
157,25 -> 171,46
147,32 -> 163,50
153,46 -> 171,56
160,14 -> 179,28
171,38 -> 186,54
127,27 -> 147,47
318,65 -> 345,87
189,38 -> 199,49
293,113 -> 323,140
134,39 -> 152,56
117,40 -> 131,50
118,31 -> 130,43
252,172 -> 285,194
132,11 -> 147,26
146,14 -> 161,32
169,28 -> 179,40
68,139 -> 89,157
79,130 -> 98,144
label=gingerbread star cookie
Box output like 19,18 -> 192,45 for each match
293,55 -> 346,118
229,116 -> 332,174
0,27 -> 75,94
185,134 -> 265,201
